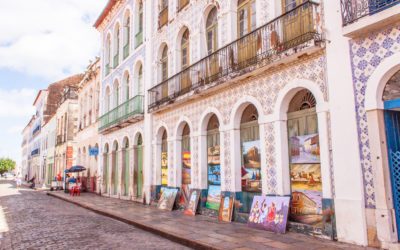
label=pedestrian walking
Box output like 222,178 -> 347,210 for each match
16,172 -> 22,188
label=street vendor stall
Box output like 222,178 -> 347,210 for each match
64,165 -> 86,194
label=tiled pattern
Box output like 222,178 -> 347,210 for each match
153,52 -> 328,193
349,24 -> 400,208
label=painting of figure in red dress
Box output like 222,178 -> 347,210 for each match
247,196 -> 290,234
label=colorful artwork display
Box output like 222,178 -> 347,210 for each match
241,140 -> 261,192
184,189 -> 201,216
289,164 -> 323,226
178,151 -> 191,209
218,194 -> 234,222
178,184 -> 190,209
289,134 -> 320,164
248,196 -> 290,234
158,188 -> 178,211
207,146 -> 220,165
161,152 -> 168,186
206,185 -> 221,210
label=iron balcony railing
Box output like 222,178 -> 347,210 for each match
113,53 -> 119,68
341,0 -> 400,26
178,0 -> 189,11
56,135 -> 65,146
149,1 -> 321,110
135,31 -> 143,48
99,95 -> 144,131
32,125 -> 41,136
123,44 -> 130,59
158,7 -> 168,28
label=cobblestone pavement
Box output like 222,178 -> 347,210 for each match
0,180 -> 190,250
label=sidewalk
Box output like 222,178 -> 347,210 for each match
47,191 -> 370,250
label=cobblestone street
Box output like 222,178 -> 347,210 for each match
0,180 -> 189,250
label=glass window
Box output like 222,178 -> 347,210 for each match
206,7 -> 218,54
161,46 -> 168,81
237,0 -> 256,38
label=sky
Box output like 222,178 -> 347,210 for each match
0,0 -> 108,164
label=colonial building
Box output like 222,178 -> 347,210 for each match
95,0 -> 369,246
340,0 -> 400,248
21,116 -> 34,180
76,58 -> 101,192
95,0 -> 148,201
41,115 -> 57,185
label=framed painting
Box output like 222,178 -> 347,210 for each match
241,140 -> 261,192
289,134 -> 320,164
206,185 -> 221,211
158,188 -> 178,211
184,189 -> 201,216
218,193 -> 235,222
248,196 -> 290,234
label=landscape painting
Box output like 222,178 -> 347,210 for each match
158,188 -> 178,211
218,193 -> 234,222
178,184 -> 190,209
184,189 -> 201,216
241,140 -> 261,192
206,185 -> 221,211
290,134 -> 320,164
248,196 -> 290,234
289,164 -> 323,226
182,151 -> 191,185
161,152 -> 168,186
207,145 -> 220,165
208,164 -> 221,185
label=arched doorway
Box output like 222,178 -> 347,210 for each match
112,141 -> 119,195
178,123 -> 191,208
286,89 -> 322,228
161,130 -> 168,187
206,114 -> 221,211
122,137 -> 130,196
239,104 -> 261,213
103,144 -> 109,193
134,134 -> 144,198
382,70 -> 400,238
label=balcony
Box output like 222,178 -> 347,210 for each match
56,135 -> 65,146
158,7 -> 168,29
341,0 -> 400,37
32,125 -> 41,137
135,31 -> 143,48
123,44 -> 130,59
178,0 -> 189,11
99,95 -> 144,133
149,1 -> 322,111
113,53 -> 119,68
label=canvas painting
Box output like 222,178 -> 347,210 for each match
207,145 -> 220,165
158,188 -> 178,211
218,194 -> 234,222
289,164 -> 323,226
206,185 -> 221,210
208,164 -> 221,185
182,151 -> 191,185
161,152 -> 168,186
289,134 -> 320,164
184,189 -> 201,216
178,184 -> 190,209
241,140 -> 261,192
248,196 -> 290,234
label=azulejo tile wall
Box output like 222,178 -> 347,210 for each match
153,51 -> 329,193
349,24 -> 400,208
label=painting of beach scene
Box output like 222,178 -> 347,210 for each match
248,196 -> 290,233
184,189 -> 201,216
289,134 -> 320,164
218,193 -> 234,222
289,164 -> 323,226
158,188 -> 178,211
241,140 -> 261,192
206,185 -> 221,210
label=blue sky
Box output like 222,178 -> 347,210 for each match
0,0 -> 107,164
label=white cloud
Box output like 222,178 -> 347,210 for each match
0,0 -> 107,80
0,88 -> 36,118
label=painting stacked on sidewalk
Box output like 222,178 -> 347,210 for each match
289,133 -> 323,227
206,145 -> 221,210
178,151 -> 191,209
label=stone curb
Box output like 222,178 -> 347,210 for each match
47,192 -> 219,250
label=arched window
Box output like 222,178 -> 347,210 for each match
161,130 -> 168,186
113,81 -> 120,108
161,46 -> 168,81
135,0 -> 144,47
206,7 -> 218,54
138,64 -> 143,95
105,34 -> 111,75
123,12 -> 131,59
114,24 -> 120,67
181,29 -> 190,70
206,114 -> 221,211
105,86 -> 111,112
124,73 -> 130,101
159,0 -> 168,28
237,0 -> 256,37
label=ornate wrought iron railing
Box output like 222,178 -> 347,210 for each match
158,7 -> 168,28
135,31 -> 143,48
149,1 -> 322,110
99,95 -> 144,132
341,0 -> 400,26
